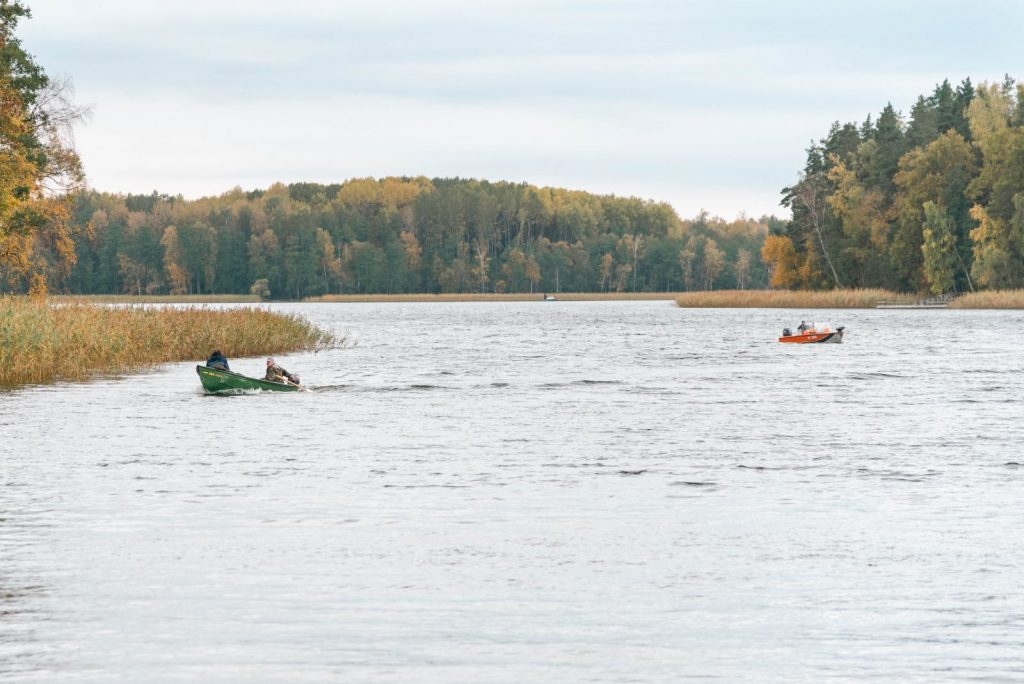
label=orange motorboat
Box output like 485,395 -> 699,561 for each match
778,322 -> 845,344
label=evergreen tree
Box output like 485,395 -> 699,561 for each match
864,103 -> 906,195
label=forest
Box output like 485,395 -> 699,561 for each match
48,182 -> 775,298
2,0 -> 1023,297
12,75 -> 1021,299
770,76 -> 1024,294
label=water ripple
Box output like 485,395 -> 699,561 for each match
2,302 -> 1023,681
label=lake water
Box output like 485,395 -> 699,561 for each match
2,300 -> 1023,682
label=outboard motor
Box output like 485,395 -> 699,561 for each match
782,328 -> 791,337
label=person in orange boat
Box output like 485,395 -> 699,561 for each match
797,320 -> 810,333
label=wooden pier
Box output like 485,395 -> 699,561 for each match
875,293 -> 958,309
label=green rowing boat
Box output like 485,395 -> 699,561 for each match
196,364 -> 300,393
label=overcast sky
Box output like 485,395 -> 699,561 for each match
18,0 -> 1022,219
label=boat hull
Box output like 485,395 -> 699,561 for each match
778,328 -> 844,344
196,365 -> 299,393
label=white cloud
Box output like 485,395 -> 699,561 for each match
75,89 -> 814,218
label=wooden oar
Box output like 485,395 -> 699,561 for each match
284,377 -> 313,392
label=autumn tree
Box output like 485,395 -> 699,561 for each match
566,241 -> 589,292
891,130 -> 977,291
625,234 -> 643,291
472,239 -> 489,293
920,202 -> 960,294
734,248 -> 752,289
785,168 -> 843,287
315,227 -> 341,293
597,253 -> 613,291
969,198 -> 1024,289
160,226 -> 189,295
827,157 -> 891,287
398,229 -> 421,262
536,237 -> 570,292
500,248 -> 528,292
760,234 -> 799,289
779,126 -> 859,290
0,1 -> 87,294
967,81 -> 1024,223
678,244 -> 696,291
701,238 -> 724,290
117,253 -> 146,295
247,227 -> 280,293
613,261 -> 631,292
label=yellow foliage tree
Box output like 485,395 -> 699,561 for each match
969,204 -> 1015,288
399,230 -> 422,273
702,238 -> 724,290
380,177 -> 426,212
760,234 -> 799,288
336,178 -> 380,213
160,226 -> 190,295
828,158 -> 890,251
315,227 -> 341,292
0,3 -> 86,293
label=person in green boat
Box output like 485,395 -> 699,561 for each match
206,349 -> 230,370
265,357 -> 299,385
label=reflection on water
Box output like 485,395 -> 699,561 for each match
1,301 -> 1024,681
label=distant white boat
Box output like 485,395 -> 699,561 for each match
543,294 -> 557,301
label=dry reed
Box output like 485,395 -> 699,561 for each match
674,289 -> 912,308
949,290 -> 1024,309
49,294 -> 261,304
0,298 -> 337,386
308,292 -> 682,302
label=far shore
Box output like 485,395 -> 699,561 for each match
672,289 -> 1024,309
306,292 -> 680,303
47,292 -> 683,304
37,289 -> 1024,308
47,294 -> 263,304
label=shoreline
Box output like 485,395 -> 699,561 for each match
305,292 -> 681,303
39,289 -> 1024,308
47,292 -> 684,304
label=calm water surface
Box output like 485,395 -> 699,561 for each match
2,301 -> 1023,682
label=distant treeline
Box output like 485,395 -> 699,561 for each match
20,180 -> 777,298
770,76 -> 1024,294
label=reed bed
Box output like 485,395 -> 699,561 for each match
949,290 -> 1024,309
49,294 -> 261,304
308,292 -> 681,302
0,298 -> 337,386
674,289 -> 912,308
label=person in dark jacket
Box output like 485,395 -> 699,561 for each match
206,349 -> 230,370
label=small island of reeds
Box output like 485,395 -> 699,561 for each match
674,289 -> 1024,309
674,289 -> 904,308
0,298 -> 337,386
948,290 -> 1024,309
